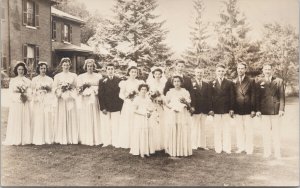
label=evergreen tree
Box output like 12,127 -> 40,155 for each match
182,0 -> 210,69
89,0 -> 172,73
215,0 -> 258,78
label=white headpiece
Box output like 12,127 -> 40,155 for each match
38,61 -> 48,65
127,60 -> 137,69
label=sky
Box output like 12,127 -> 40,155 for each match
78,0 -> 299,57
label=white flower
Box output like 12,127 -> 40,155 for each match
103,78 -> 108,83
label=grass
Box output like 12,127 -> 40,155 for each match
1,98 -> 299,186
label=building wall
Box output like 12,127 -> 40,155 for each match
52,17 -> 82,48
6,0 -> 52,75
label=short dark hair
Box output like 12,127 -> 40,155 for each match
106,63 -> 115,68
175,59 -> 185,66
36,62 -> 48,74
13,62 -> 28,76
237,62 -> 247,68
262,63 -> 273,69
126,66 -> 138,76
138,83 -> 149,91
171,75 -> 183,86
216,63 -> 226,69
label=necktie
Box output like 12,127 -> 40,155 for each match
240,76 -> 243,84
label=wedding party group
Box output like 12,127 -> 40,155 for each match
2,57 -> 285,159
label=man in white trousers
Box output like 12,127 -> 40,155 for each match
208,63 -> 235,154
191,68 -> 212,150
98,63 -> 124,147
233,62 -> 256,154
256,63 -> 285,159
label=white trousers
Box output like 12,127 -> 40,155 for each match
191,113 -> 207,149
100,111 -> 121,147
260,115 -> 282,157
213,114 -> 232,153
235,115 -> 254,154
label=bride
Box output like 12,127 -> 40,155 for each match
146,66 -> 167,151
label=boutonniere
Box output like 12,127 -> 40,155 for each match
260,82 -> 265,88
192,81 -> 197,89
233,79 -> 237,84
103,78 -> 108,83
212,80 -> 216,88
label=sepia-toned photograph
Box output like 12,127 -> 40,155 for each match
0,0 -> 299,186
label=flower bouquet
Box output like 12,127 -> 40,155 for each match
179,97 -> 194,114
126,90 -> 137,101
78,83 -> 93,96
40,85 -> 52,93
55,82 -> 75,100
16,84 -> 28,103
150,90 -> 164,106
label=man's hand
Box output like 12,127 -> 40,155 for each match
229,110 -> 234,118
250,111 -> 256,118
279,110 -> 284,117
256,111 -> 261,117
208,111 -> 214,117
102,109 -> 108,115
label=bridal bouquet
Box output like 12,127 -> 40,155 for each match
149,90 -> 163,106
78,83 -> 93,96
126,90 -> 138,101
16,84 -> 28,103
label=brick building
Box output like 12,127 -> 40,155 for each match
1,0 -> 93,77
51,7 -> 93,74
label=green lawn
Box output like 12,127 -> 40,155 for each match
1,98 -> 299,186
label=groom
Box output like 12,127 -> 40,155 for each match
98,63 -> 124,147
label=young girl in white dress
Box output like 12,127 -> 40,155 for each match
77,59 -> 102,146
116,63 -> 144,149
146,66 -> 167,151
31,61 -> 55,145
165,76 -> 193,157
53,58 -> 78,144
3,61 -> 32,145
130,84 -> 156,157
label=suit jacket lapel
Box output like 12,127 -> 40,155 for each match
270,77 -> 277,95
240,76 -> 250,94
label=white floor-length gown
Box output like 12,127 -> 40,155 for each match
3,76 -> 32,145
77,72 -> 102,146
53,72 -> 78,144
31,75 -> 55,145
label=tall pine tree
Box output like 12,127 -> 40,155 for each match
89,0 -> 171,72
215,0 -> 258,78
183,0 -> 210,68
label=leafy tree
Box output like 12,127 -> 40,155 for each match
258,23 -> 299,92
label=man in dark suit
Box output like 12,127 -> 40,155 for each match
208,63 -> 235,154
98,63 -> 124,147
256,63 -> 285,159
163,59 -> 195,108
233,62 -> 256,154
191,68 -> 212,150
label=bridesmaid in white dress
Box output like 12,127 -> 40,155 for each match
165,76 -> 193,157
116,63 -> 144,149
130,84 -> 155,157
3,61 -> 32,145
146,66 -> 167,151
53,57 -> 78,144
77,59 -> 102,146
31,61 -> 55,145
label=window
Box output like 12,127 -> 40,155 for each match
22,0 -> 39,27
52,20 -> 56,40
61,23 -> 72,42
23,44 -> 39,72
